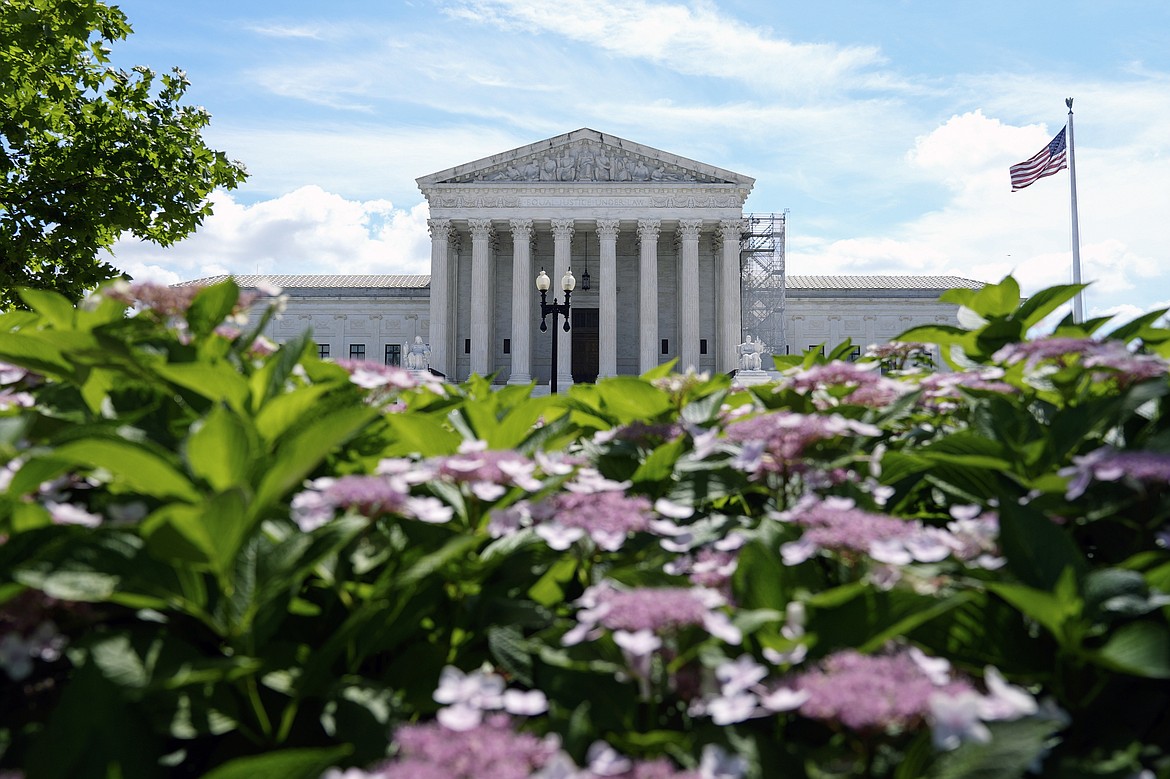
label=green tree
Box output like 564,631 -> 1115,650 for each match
0,0 -> 247,308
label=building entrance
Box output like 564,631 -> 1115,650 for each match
571,308 -> 599,383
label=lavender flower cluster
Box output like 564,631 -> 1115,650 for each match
776,361 -> 908,408
1061,447 -> 1170,499
562,581 -> 741,650
321,717 -> 739,779
916,368 -> 1017,410
723,410 -> 879,478
993,336 -> 1169,386
791,647 -> 1040,748
290,474 -> 452,531
775,496 -> 1004,572
489,469 -> 656,551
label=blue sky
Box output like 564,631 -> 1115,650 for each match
104,0 -> 1170,322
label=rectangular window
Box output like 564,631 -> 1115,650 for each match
661,339 -> 669,355
465,339 -> 471,354
349,343 -> 366,360
809,345 -> 825,357
699,338 -> 708,355
317,343 -> 330,359
503,338 -> 511,354
385,343 -> 401,366
849,346 -> 862,362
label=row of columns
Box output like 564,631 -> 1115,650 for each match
427,217 -> 745,383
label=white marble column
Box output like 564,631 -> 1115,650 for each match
596,219 -> 619,378
551,219 -> 575,389
448,231 -> 462,380
469,219 -> 494,377
507,219 -> 534,384
677,219 -> 702,372
717,219 -> 744,373
427,218 -> 453,377
637,219 -> 661,374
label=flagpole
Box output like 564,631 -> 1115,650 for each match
1066,97 -> 1084,323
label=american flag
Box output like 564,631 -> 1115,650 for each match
1010,127 -> 1068,191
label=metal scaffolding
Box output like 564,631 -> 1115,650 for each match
740,211 -> 787,357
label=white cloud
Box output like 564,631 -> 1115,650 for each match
203,124 -> 531,202
103,186 -> 431,284
444,0 -> 891,95
789,106 -> 1170,316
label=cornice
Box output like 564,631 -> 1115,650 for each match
422,183 -> 752,211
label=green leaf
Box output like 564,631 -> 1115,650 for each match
986,581 -> 1075,641
528,556 -> 577,607
254,383 -> 335,443
997,503 -> 1087,590
732,539 -> 790,611
202,488 -> 254,579
24,663 -> 161,779
141,503 -> 215,567
198,747 -> 353,779
186,404 -> 256,491
18,287 -> 76,329
380,412 -> 462,457
249,331 -> 311,411
156,361 -> 252,412
969,275 -> 1022,319
253,403 -> 378,513
927,718 -> 1063,779
1093,621 -> 1170,678
49,438 -> 200,502
630,437 -> 686,485
0,331 -> 76,377
186,279 -> 240,337
594,377 -> 674,423
1013,283 -> 1085,329
489,624 -> 536,687
14,568 -> 120,602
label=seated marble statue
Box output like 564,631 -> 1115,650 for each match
406,336 -> 431,371
738,335 -> 765,372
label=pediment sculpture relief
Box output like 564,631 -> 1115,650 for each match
442,140 -> 729,185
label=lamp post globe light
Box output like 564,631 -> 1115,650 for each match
536,267 -> 575,394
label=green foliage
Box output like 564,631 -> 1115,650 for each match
0,0 -> 247,308
0,276 -> 1169,778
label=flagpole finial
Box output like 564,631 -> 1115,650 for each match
1066,97 -> 1074,110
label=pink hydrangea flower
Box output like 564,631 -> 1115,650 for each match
427,443 -> 544,500
336,359 -> 444,396
775,496 -> 959,567
563,582 -> 741,648
290,474 -> 452,531
383,714 -> 562,779
993,337 -> 1168,386
528,489 -> 655,552
1061,447 -> 1170,499
793,648 -> 976,732
724,411 -> 879,478
916,369 -> 1017,411
432,665 -> 547,731
788,647 -> 1040,747
777,361 -> 909,408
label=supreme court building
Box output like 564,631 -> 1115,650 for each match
418,128 -> 758,386
186,128 -> 982,383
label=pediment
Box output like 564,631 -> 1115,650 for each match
416,128 -> 753,189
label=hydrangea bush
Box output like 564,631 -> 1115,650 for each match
1,276 -> 1168,778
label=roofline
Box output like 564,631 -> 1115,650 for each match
415,127 -> 755,190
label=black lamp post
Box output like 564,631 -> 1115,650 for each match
537,267 -> 575,394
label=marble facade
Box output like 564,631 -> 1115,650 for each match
416,128 -> 755,386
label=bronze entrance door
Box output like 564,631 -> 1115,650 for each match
571,308 -> 599,383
